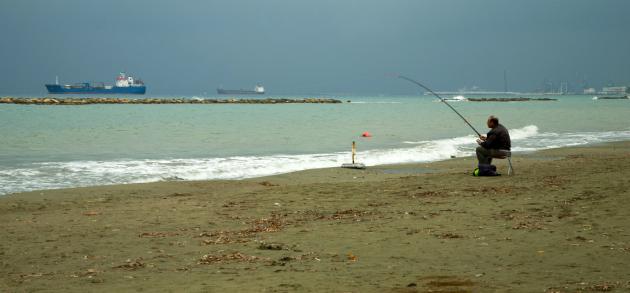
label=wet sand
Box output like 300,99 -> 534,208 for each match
1,142 -> 629,292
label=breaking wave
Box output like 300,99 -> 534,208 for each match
1,125 -> 629,195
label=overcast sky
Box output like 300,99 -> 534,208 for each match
1,0 -> 629,95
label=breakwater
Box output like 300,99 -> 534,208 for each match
595,96 -> 629,100
0,97 -> 343,105
467,97 -> 557,102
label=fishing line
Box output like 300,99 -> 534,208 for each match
397,74 -> 481,137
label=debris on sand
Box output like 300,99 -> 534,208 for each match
259,181 -> 279,187
139,232 -> 179,238
248,214 -> 284,233
269,252 -> 319,266
198,252 -> 266,265
329,209 -> 374,221
258,242 -> 285,250
113,258 -> 145,270
166,192 -> 191,197
200,231 -> 249,245
435,232 -> 465,239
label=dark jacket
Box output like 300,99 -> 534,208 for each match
480,124 -> 511,150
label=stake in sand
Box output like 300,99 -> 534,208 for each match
341,141 -> 366,169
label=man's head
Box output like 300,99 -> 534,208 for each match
487,116 -> 499,128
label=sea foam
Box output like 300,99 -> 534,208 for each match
1,125 -> 629,195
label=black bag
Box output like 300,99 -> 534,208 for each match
473,164 -> 500,176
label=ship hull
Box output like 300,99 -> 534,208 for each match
217,89 -> 264,95
46,84 -> 146,95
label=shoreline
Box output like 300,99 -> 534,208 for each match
3,139 -> 627,197
2,141 -> 630,291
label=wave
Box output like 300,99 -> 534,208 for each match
510,125 -> 539,140
1,125 -> 629,195
402,125 -> 540,145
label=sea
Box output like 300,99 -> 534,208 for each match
1,94 -> 629,195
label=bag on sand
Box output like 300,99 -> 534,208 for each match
473,164 -> 500,176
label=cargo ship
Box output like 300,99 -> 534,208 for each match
45,73 -> 146,94
217,84 -> 264,95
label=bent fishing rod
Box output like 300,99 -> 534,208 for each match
397,74 -> 481,137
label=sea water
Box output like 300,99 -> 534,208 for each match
1,94 -> 629,195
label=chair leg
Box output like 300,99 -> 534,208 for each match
507,157 -> 513,176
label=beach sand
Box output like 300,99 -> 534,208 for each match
1,142 -> 629,292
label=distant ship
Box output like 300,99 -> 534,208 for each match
217,84 -> 265,95
45,72 -> 146,94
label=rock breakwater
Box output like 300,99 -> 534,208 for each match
467,97 -> 557,102
595,96 -> 629,100
0,97 -> 343,105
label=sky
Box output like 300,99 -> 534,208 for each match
1,0 -> 629,95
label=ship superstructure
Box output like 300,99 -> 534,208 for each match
217,84 -> 265,95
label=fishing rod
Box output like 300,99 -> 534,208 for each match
397,74 -> 481,137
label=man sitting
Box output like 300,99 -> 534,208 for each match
476,116 -> 511,167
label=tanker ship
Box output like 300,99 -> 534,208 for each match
217,84 -> 265,95
45,73 -> 146,94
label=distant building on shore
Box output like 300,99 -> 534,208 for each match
601,86 -> 628,95
583,88 -> 596,94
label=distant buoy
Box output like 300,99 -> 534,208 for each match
361,131 -> 372,137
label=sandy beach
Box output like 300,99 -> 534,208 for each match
1,142 -> 629,292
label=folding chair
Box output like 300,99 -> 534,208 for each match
497,150 -> 513,176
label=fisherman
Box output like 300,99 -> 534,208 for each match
476,115 -> 511,165
394,75 -> 510,171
